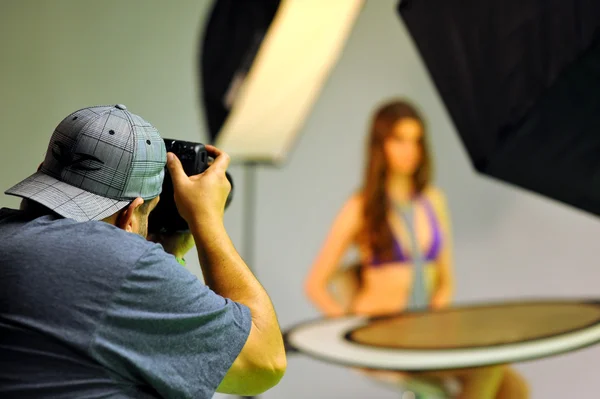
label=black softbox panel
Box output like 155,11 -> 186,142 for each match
399,0 -> 600,216
200,0 -> 281,143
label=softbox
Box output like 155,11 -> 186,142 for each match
200,0 -> 365,164
398,0 -> 600,216
200,0 -> 281,144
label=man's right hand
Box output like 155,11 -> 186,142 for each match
166,145 -> 231,227
168,145 -> 286,396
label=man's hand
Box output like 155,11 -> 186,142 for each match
166,145 -> 231,228
147,232 -> 195,260
167,145 -> 287,395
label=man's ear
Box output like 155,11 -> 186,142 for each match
116,197 -> 144,233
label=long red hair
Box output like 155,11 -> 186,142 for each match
359,99 -> 433,262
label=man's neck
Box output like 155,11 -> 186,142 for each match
20,199 -> 58,218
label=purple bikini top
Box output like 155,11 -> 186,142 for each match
370,197 -> 442,265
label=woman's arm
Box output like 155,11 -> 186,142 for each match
304,193 -> 363,317
428,187 -> 455,309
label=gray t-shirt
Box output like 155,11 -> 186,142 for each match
0,208 -> 252,399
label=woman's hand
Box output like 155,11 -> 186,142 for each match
430,289 -> 452,310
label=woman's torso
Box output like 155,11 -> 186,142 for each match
349,191 -> 444,316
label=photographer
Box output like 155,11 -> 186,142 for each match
0,104 -> 286,398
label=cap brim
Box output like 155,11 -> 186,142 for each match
5,172 -> 131,222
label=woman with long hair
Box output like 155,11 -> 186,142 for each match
304,99 -> 529,399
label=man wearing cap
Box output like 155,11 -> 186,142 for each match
0,104 -> 286,398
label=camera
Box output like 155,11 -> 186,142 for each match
147,138 -> 234,234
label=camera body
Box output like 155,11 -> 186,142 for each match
147,138 -> 233,234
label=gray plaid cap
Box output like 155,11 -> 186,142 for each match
5,104 -> 167,222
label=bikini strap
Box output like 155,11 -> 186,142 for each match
421,196 -> 439,229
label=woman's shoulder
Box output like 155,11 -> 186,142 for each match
420,185 -> 448,209
336,190 -> 365,225
348,190 -> 365,206
333,190 -> 364,212
422,184 -> 445,197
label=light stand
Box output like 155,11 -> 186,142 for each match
240,161 -> 258,399
241,161 -> 258,284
